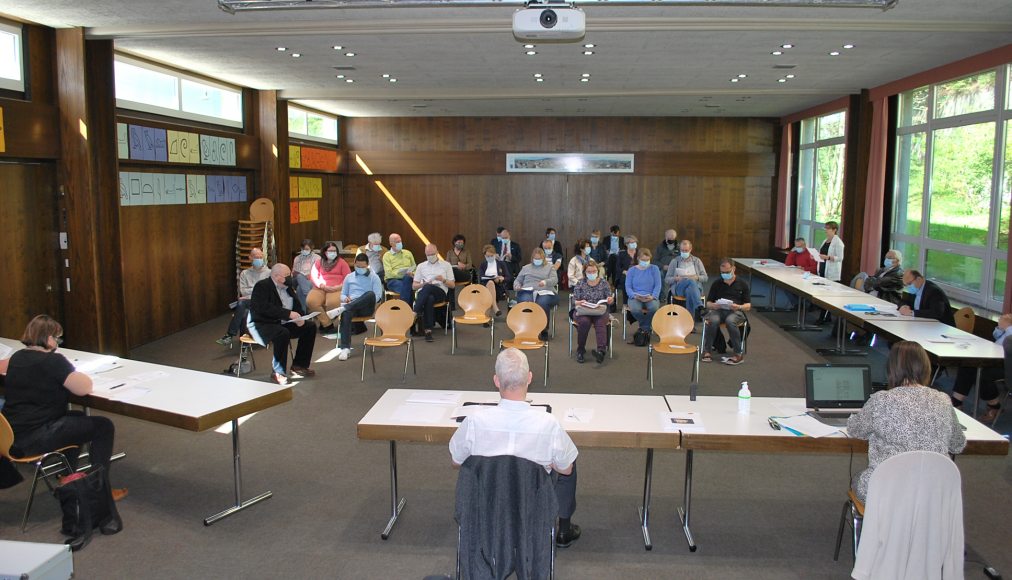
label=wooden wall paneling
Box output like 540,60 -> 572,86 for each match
0,98 -> 60,159
24,24 -> 56,104
0,163 -> 63,338
116,114 -> 260,170
844,92 -> 874,280
253,90 -> 283,253
348,151 -> 499,175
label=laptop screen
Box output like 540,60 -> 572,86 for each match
805,364 -> 872,410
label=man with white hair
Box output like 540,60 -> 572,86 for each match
361,232 -> 386,280
412,243 -> 455,342
863,248 -> 905,305
249,264 -> 318,385
449,348 -> 582,548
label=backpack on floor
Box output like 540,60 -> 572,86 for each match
55,466 -> 123,551
633,328 -> 650,347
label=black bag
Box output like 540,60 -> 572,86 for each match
55,466 -> 123,551
633,328 -> 650,347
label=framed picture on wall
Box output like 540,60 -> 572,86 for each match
506,153 -> 634,174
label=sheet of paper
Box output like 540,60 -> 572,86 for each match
450,405 -> 489,421
675,268 -> 693,277
288,145 -> 301,168
0,342 -> 13,359
111,386 -> 151,403
283,312 -> 320,324
564,408 -> 595,424
390,404 -> 447,424
777,414 -> 841,438
661,411 -> 705,432
772,402 -> 808,416
406,391 -> 461,405
116,123 -> 129,159
76,357 -> 122,374
128,370 -> 170,383
535,290 -> 555,297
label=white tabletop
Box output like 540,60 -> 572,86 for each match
357,389 -> 679,449
1,338 -> 292,431
865,320 -> 1005,363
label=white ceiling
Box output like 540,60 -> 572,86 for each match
3,0 -> 1011,117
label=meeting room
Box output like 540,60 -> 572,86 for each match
0,0 -> 1010,578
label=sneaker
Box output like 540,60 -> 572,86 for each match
980,405 -> 1001,424
724,354 -> 745,365
556,524 -> 582,548
270,373 -> 289,385
326,306 -> 346,320
594,349 -> 605,364
216,334 -> 233,346
338,348 -> 351,361
291,366 -> 316,377
701,352 -> 713,363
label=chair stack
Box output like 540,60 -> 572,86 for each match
234,219 -> 276,282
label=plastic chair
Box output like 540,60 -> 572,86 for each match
499,301 -> 550,387
361,299 -> 417,382
452,284 -> 495,355
647,304 -> 699,390
0,414 -> 77,532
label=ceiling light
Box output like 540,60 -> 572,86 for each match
785,74 -> 795,79
526,51 -> 537,56
730,78 -> 739,83
583,43 -> 595,48
345,52 -> 356,57
583,51 -> 594,55
580,78 -> 589,83
533,73 -> 543,78
276,46 -> 287,52
829,51 -> 840,56
524,44 -> 535,49
389,78 -> 397,83
332,45 -> 343,50
843,44 -> 855,49
581,73 -> 591,77
781,43 -> 794,49
336,74 -> 345,79
778,78 -> 787,83
536,78 -> 544,82
382,74 -> 390,78
291,53 -> 301,58
737,74 -> 747,78
346,79 -> 354,83
771,50 -> 783,56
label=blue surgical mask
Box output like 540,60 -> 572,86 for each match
300,249 -> 311,257
638,260 -> 650,268
252,258 -> 264,268
373,244 -> 383,252
883,258 -> 894,268
628,242 -> 638,250
905,283 -> 918,294
583,247 -> 591,255
548,233 -> 556,241
680,251 -> 690,259
395,242 -> 403,251
586,272 -> 598,281
590,236 -> 599,244
355,266 -> 368,276
793,247 -> 804,254
326,251 -> 338,260
486,256 -> 495,263
721,272 -> 733,280
496,236 -> 502,243
533,259 -> 544,267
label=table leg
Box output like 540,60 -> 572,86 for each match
637,449 -> 654,551
381,440 -> 406,540
677,449 -> 697,552
972,367 -> 982,420
203,418 -> 273,526
780,298 -> 822,331
816,314 -> 867,357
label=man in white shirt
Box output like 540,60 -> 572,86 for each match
449,348 -> 582,548
412,243 -> 455,342
217,247 -> 271,346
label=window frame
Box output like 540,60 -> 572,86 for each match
114,54 -> 244,129
288,103 -> 338,145
0,21 -> 25,92
795,109 -> 848,247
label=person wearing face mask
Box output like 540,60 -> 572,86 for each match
541,239 -> 564,272
360,232 -> 386,280
571,260 -> 614,364
494,229 -> 522,279
412,244 -> 456,342
514,248 -> 560,341
480,244 -> 511,317
949,313 -> 1011,424
545,227 -> 564,259
383,233 -> 417,307
307,242 -> 352,334
0,315 -> 127,501
862,249 -> 905,305
249,264 -> 318,385
604,225 -> 626,285
588,229 -> 606,265
292,239 -> 321,311
665,240 -> 708,318
624,249 -> 662,341
815,221 -> 845,324
898,269 -> 955,326
217,247 -> 272,346
447,234 -> 474,284
701,259 -> 751,365
328,253 -> 384,361
784,237 -> 818,275
567,239 -> 596,286
614,235 -> 640,291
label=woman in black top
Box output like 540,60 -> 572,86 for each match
0,315 -> 123,496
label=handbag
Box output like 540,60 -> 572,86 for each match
55,466 -> 123,551
575,304 -> 607,317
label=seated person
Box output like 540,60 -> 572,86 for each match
328,253 -> 384,361
847,341 -> 966,502
571,260 -> 613,364
249,264 -> 317,385
567,239 -> 593,287
494,229 -> 522,280
898,269 -> 955,326
307,242 -> 351,334
0,315 -> 126,500
382,233 -> 416,306
701,258 -> 751,365
217,248 -> 271,346
615,235 -> 639,294
362,232 -> 386,280
588,229 -> 606,265
950,313 -> 1011,423
604,225 -> 625,285
479,244 -> 511,318
665,239 -> 708,317
292,239 -> 321,311
447,234 -> 474,284
542,238 -> 564,273
862,249 -> 904,305
625,248 -> 662,339
513,248 -> 560,341
545,227 -> 564,259
449,348 -> 581,548
412,244 -> 455,342
653,228 -> 680,279
785,237 -> 818,274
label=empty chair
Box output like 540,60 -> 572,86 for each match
647,304 -> 699,389
361,299 -> 417,382
452,283 -> 495,355
500,302 -> 549,387
953,306 -> 974,333
0,413 -> 77,532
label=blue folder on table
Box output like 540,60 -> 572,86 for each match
843,304 -> 876,312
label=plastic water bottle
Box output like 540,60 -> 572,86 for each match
737,381 -> 751,415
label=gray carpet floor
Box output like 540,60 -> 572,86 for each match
2,285 -> 1010,579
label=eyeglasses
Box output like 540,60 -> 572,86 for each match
54,336 -> 64,346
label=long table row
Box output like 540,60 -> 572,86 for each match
357,388 -> 1007,551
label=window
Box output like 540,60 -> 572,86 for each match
114,55 -> 243,128
892,65 -> 1011,311
795,110 -> 847,248
288,104 -> 338,144
0,22 -> 24,92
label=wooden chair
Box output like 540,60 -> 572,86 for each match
648,304 -> 700,390
833,489 -> 865,562
361,300 -> 417,382
0,414 -> 77,532
953,306 -> 974,333
499,301 -> 550,387
452,284 -> 495,355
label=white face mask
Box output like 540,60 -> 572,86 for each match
326,251 -> 338,260
426,254 -> 438,263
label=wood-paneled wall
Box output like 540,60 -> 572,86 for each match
339,117 -> 776,272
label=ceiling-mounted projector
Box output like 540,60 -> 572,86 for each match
513,3 -> 585,42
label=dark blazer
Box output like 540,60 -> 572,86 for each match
249,277 -> 307,342
603,234 -> 626,256
864,266 -> 904,305
901,280 -> 955,326
491,239 -> 522,276
479,258 -> 513,302
455,455 -> 558,580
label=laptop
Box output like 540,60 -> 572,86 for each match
804,363 -> 872,426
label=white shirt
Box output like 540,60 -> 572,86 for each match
449,399 -> 579,473
414,258 -> 454,294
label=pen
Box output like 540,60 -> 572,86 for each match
109,384 -> 127,390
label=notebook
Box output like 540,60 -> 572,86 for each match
804,363 -> 872,426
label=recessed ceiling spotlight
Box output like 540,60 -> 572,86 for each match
581,73 -> 591,78
785,74 -> 795,79
781,43 -> 794,49
771,50 -> 783,56
583,51 -> 594,56
583,43 -> 595,48
332,45 -> 343,50
778,78 -> 787,83
737,74 -> 747,78
843,44 -> 855,49
533,73 -> 543,78
346,79 -> 354,83
580,78 -> 589,82
276,46 -> 287,52
526,51 -> 537,56
829,51 -> 840,56
382,74 -> 390,78
389,78 -> 397,83
336,74 -> 345,79
345,52 -> 356,57
291,53 -> 301,58
536,78 -> 544,82
730,78 -> 739,83
524,44 -> 535,49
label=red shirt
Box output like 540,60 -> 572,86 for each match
785,248 -> 818,274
